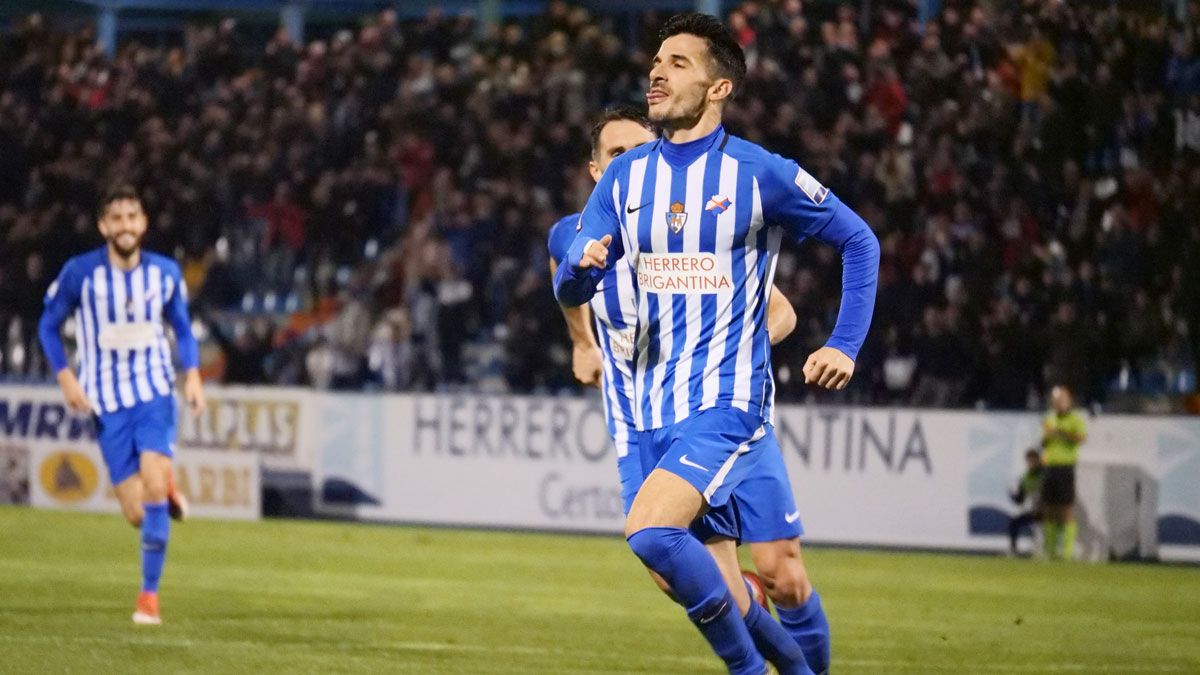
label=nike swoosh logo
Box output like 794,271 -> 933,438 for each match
626,202 -> 651,214
785,511 -> 801,524
679,455 -> 710,473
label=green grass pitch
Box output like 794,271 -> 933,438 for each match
1,508 -> 1198,673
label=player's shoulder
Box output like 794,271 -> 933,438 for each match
61,247 -> 107,277
721,134 -> 799,175
141,250 -> 182,276
547,212 -> 582,264
606,140 -> 659,178
549,213 -> 582,239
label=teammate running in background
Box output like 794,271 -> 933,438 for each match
1041,385 -> 1086,560
38,184 -> 206,625
555,13 -> 879,675
1008,448 -> 1044,556
549,106 -> 830,673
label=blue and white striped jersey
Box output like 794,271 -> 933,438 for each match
555,125 -> 880,431
548,213 -> 639,456
38,247 -> 200,415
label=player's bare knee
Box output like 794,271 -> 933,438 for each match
123,504 -> 144,527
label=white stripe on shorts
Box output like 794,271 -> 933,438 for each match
702,424 -> 766,504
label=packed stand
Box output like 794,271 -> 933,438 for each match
0,1 -> 1197,410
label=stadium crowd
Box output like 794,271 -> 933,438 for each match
0,0 -> 1198,410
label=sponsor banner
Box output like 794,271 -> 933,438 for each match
0,384 -> 314,473
316,394 -> 1200,561
29,444 -> 259,520
315,393 -> 623,532
174,386 -> 314,472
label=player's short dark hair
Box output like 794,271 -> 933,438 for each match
97,183 -> 141,219
588,105 -> 653,156
660,12 -> 747,98
1025,448 -> 1041,460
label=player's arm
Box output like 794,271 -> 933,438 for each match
553,170 -> 624,308
764,158 -> 881,390
548,258 -> 602,387
37,260 -> 90,413
766,284 -> 796,346
164,267 -> 206,415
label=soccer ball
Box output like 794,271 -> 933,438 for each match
741,569 -> 770,610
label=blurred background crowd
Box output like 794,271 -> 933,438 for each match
1,0 -> 1198,412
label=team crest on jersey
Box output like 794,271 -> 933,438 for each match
705,195 -> 732,213
666,201 -> 688,234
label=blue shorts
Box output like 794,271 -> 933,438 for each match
93,395 -> 177,485
618,407 -> 803,543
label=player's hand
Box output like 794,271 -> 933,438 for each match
802,346 -> 855,390
183,369 -> 206,417
572,343 -> 603,388
56,369 -> 93,414
578,235 -> 612,269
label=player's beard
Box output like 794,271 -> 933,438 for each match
108,232 -> 143,262
649,86 -> 709,132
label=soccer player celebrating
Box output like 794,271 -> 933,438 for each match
549,107 -> 831,674
555,14 -> 879,675
1041,385 -> 1087,560
38,184 -> 206,625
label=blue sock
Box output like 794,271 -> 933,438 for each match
628,527 -> 764,675
743,601 -> 814,675
141,501 -> 170,593
776,591 -> 830,675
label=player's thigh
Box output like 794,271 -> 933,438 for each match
96,409 -> 140,492
625,468 -> 706,536
134,396 -> 176,500
654,408 -> 769,512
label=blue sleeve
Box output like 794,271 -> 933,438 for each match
553,168 -> 624,307
547,215 -> 579,267
38,260 -> 82,373
760,156 -> 881,361
165,264 -> 200,370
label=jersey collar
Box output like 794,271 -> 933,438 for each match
660,124 -> 725,169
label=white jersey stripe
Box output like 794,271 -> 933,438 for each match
109,269 -> 138,408
91,268 -> 119,413
671,154 -> 708,422
146,265 -> 172,397
730,179 -> 767,410
644,154 -> 674,430
700,154 -> 740,408
128,266 -> 155,403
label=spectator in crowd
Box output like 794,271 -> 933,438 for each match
0,2 -> 1196,411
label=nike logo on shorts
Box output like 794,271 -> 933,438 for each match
679,455 -> 710,473
785,511 -> 801,524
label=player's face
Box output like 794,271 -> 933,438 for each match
98,198 -> 148,260
588,120 -> 656,182
1050,386 -> 1072,413
647,34 -> 731,128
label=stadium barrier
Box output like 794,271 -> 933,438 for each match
3,385 -> 1198,560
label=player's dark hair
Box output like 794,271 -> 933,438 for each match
588,105 -> 653,155
1025,448 -> 1041,460
660,12 -> 747,97
97,183 -> 141,219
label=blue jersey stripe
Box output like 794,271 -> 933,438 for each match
636,151 -> 661,426
686,150 -> 725,411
